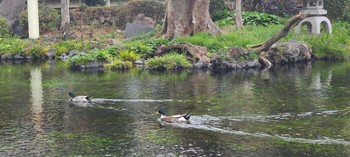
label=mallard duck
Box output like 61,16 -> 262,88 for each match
69,91 -> 92,103
158,109 -> 191,123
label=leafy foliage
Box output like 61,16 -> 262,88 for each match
70,0 -> 165,29
53,40 -> 89,56
243,12 -> 281,26
145,53 -> 191,71
84,0 -> 106,6
0,17 -> 10,38
214,11 -> 281,27
19,4 -> 60,37
324,0 -> 350,22
0,38 -> 28,55
297,21 -> 350,59
104,58 -> 133,70
124,36 -> 171,58
209,0 -> 229,21
117,50 -> 139,63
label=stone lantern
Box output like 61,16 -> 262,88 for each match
295,0 -> 332,34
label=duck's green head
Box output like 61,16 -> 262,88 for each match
69,91 -> 75,98
158,109 -> 166,115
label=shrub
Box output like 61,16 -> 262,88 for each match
146,53 -> 191,71
324,0 -> 350,22
67,48 -> 111,66
19,4 -> 60,36
125,41 -> 153,57
84,0 -> 106,6
70,0 -> 165,29
296,21 -> 350,59
117,50 -> 139,62
214,11 -> 281,27
26,45 -> 50,58
104,58 -> 133,70
0,38 -> 28,55
243,12 -> 281,26
209,0 -> 229,21
53,40 -> 88,56
0,17 -> 10,38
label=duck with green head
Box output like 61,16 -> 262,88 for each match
158,109 -> 191,123
69,91 -> 92,103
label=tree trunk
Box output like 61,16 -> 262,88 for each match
235,0 -> 243,29
61,0 -> 70,28
161,0 -> 222,39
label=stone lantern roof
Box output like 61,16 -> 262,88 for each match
300,0 -> 327,15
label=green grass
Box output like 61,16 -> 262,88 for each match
145,53 -> 192,71
294,21 -> 350,59
175,24 -> 284,52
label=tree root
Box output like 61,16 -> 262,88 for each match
156,43 -> 210,63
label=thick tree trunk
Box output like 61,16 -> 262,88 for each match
235,0 -> 243,29
61,0 -> 70,28
161,0 -> 222,39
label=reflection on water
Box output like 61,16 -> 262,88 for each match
1,61 -> 350,156
30,67 -> 44,134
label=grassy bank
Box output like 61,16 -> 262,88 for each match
1,12 -> 349,71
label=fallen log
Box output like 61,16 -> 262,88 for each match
251,13 -> 310,68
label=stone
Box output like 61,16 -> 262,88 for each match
14,54 -> 25,60
267,40 -> 312,64
132,13 -> 156,27
193,60 -> 209,69
0,0 -> 25,29
124,23 -> 154,38
47,49 -> 56,59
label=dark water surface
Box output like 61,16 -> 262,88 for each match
1,60 -> 350,157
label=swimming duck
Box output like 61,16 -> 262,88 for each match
158,109 -> 191,123
69,91 -> 92,103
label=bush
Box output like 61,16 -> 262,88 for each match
209,0 -> 229,21
324,0 -> 350,22
117,50 -> 139,62
104,58 -> 133,70
243,12 -> 281,26
19,4 -> 60,37
0,38 -> 28,55
26,45 -> 50,58
84,0 -> 106,6
70,0 -> 165,29
53,40 -> 89,56
0,17 -> 10,38
146,53 -> 191,71
214,11 -> 281,27
296,21 -> 350,59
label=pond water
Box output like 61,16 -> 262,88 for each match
1,60 -> 350,156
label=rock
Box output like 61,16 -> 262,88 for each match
14,54 -> 25,60
134,59 -> 146,65
72,61 -> 104,70
267,40 -> 312,64
132,13 -> 156,27
69,50 -> 80,56
239,60 -> 261,69
124,23 -> 154,38
47,49 -> 56,59
0,0 -> 26,30
193,60 -> 209,69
